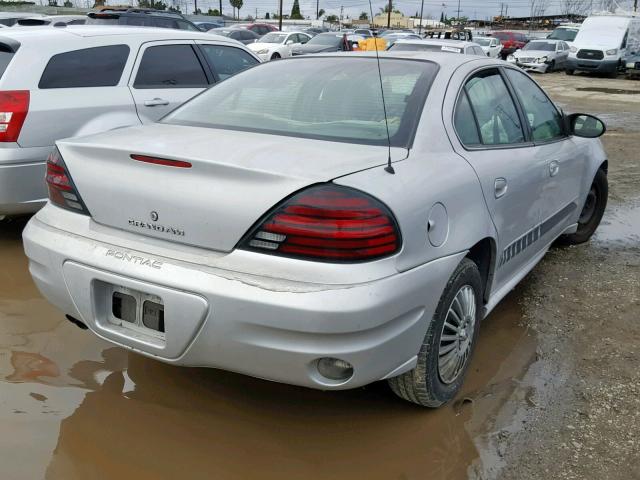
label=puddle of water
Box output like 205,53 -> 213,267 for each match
576,87 -> 640,95
0,217 -> 539,480
595,202 -> 640,246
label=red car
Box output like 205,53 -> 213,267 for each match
232,23 -> 279,36
491,31 -> 528,59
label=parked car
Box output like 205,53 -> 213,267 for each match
291,32 -> 353,55
247,31 -> 311,61
625,51 -> 640,77
354,28 -> 374,38
547,24 -> 581,47
507,40 -> 571,73
13,15 -> 87,27
86,7 -> 200,31
0,12 -> 44,27
474,36 -> 503,58
491,31 -> 528,59
193,21 -> 224,31
0,26 -> 259,216
231,23 -> 278,36
208,27 -> 261,45
389,39 -> 486,57
23,52 -> 608,407
567,14 -> 640,77
380,32 -> 422,47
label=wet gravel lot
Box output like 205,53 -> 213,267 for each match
1,72 -> 638,480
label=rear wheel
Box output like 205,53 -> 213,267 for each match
566,69 -> 575,75
388,258 -> 482,407
560,168 -> 608,245
271,53 -> 281,60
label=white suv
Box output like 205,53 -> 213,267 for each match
0,26 -> 259,217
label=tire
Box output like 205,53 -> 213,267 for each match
547,60 -> 555,73
388,258 -> 483,407
271,53 -> 281,60
560,168 -> 608,245
566,69 -> 575,75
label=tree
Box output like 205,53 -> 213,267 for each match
207,8 -> 220,15
318,8 -> 325,17
138,0 -> 167,9
325,14 -> 338,23
359,11 -> 368,20
560,0 -> 590,17
63,0 -> 72,6
529,0 -> 549,26
290,0 -> 303,19
265,12 -> 270,19
229,0 -> 243,19
168,5 -> 180,12
439,11 -> 444,22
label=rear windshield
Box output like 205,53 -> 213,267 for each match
548,28 -> 578,41
163,57 -> 437,147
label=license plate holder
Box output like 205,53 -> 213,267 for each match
109,285 -> 165,339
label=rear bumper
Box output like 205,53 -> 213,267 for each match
567,57 -> 618,73
0,145 -> 53,215
23,211 -> 464,390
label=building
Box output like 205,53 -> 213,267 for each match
372,11 -> 412,28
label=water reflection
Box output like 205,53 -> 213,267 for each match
1,217 -> 537,480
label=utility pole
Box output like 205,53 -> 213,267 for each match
456,0 -> 460,22
219,0 -> 222,16
316,0 -> 319,19
634,0 -> 637,12
194,0 -> 197,14
278,0 -> 283,30
340,5 -> 344,29
387,0 -> 392,28
418,0 -> 424,34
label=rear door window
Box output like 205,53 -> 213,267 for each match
39,45 -> 130,89
134,44 -> 208,88
463,69 -> 525,146
199,45 -> 258,81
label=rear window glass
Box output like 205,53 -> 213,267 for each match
39,45 -> 130,89
391,43 -> 462,53
134,44 -> 208,88
200,45 -> 258,81
163,57 -> 437,147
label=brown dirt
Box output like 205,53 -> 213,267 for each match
0,72 -> 638,480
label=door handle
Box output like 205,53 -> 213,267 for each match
494,177 -> 508,198
144,98 -> 170,107
549,160 -> 560,177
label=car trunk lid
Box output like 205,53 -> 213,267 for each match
57,123 -> 407,252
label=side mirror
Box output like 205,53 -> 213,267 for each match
567,113 -> 606,138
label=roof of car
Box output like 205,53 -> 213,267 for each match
0,25 -> 218,41
394,39 -> 479,48
303,50 -> 499,68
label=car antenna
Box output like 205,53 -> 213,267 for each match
369,0 -> 394,174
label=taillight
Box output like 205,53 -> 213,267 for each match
0,90 -> 29,143
239,184 -> 401,262
46,147 -> 90,215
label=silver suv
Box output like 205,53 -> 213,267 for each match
0,26 -> 259,217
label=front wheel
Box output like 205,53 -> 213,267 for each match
560,168 -> 608,245
270,53 -> 281,60
566,69 -> 575,75
547,60 -> 555,73
388,258 -> 483,407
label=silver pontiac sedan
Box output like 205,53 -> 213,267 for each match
23,53 -> 608,407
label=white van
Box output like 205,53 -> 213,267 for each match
567,13 -> 640,77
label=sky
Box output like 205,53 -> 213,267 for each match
128,0 -> 636,22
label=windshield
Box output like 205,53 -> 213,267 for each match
307,33 -> 343,46
474,38 -> 491,46
163,58 -> 437,147
524,41 -> 556,51
391,43 -> 462,53
548,28 -> 577,41
261,32 -> 287,43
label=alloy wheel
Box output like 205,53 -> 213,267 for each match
438,285 -> 476,384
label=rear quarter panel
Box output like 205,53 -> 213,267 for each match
336,60 -> 496,274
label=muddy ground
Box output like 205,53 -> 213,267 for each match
0,72 -> 638,480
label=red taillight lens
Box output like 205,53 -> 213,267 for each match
0,90 -> 29,143
46,147 -> 90,215
240,184 -> 401,262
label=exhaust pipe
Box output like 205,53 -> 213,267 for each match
65,314 -> 88,330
